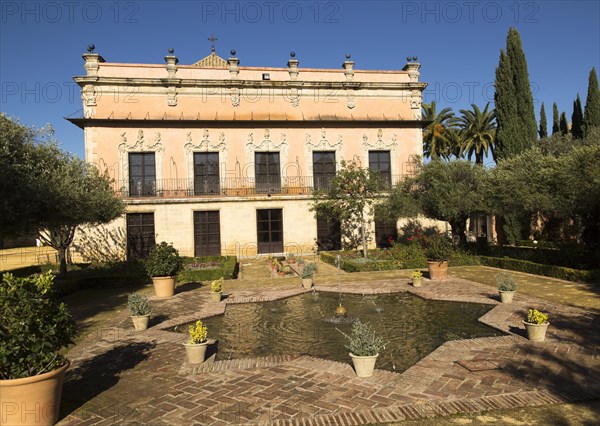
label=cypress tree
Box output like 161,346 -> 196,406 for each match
583,67 -> 600,135
494,28 -> 537,160
539,103 -> 548,139
552,103 -> 560,134
571,94 -> 584,139
559,112 -> 569,135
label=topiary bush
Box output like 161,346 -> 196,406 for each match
145,242 -> 184,277
338,320 -> 386,357
0,271 -> 77,379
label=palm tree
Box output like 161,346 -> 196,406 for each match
456,103 -> 497,164
422,101 -> 457,159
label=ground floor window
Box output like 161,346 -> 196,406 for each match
194,211 -> 221,256
375,219 -> 398,248
126,213 -> 155,260
316,217 -> 341,251
257,209 -> 283,254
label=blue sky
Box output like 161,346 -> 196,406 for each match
1,0 -> 599,159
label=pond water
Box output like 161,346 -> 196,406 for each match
172,292 -> 503,372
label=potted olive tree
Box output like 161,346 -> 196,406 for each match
184,320 -> 209,364
338,320 -> 386,378
523,309 -> 550,341
411,270 -> 423,287
210,277 -> 223,303
145,242 -> 184,298
495,272 -> 518,304
0,271 -> 77,426
425,234 -> 453,280
128,293 -> 152,330
300,262 -> 318,289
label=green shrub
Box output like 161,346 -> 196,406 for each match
145,242 -> 184,277
0,271 -> 77,379
127,293 -> 152,316
388,242 -> 428,269
338,320 -> 386,357
425,234 -> 453,261
479,256 -> 600,283
300,262 -> 318,279
495,272 -> 518,291
178,256 -> 238,282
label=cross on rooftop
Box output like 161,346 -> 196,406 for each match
208,34 -> 218,52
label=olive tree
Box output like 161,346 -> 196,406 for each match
0,114 -> 124,274
384,158 -> 489,246
310,159 -> 382,257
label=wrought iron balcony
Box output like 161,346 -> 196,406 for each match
116,175 -> 402,199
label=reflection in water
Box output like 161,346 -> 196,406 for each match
174,292 -> 503,372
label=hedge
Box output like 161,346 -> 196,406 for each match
2,261 -> 150,296
479,256 -> 600,283
320,250 -> 480,272
178,256 -> 238,282
468,243 -> 599,270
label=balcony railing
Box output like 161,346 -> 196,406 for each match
117,175 -> 404,199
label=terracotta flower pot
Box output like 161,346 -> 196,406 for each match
131,315 -> 150,331
499,290 -> 515,304
152,276 -> 176,298
349,353 -> 379,378
184,342 -> 208,364
523,321 -> 550,341
0,361 -> 69,426
427,260 -> 448,280
302,278 -> 313,289
210,291 -> 222,303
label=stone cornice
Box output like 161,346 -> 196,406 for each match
73,76 -> 428,92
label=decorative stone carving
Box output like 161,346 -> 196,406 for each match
184,130 -> 228,181
83,84 -> 96,106
304,130 -> 344,178
118,130 -> 165,185
410,89 -> 421,110
167,87 -> 177,107
287,88 -> 300,107
361,129 -> 400,178
347,94 -> 355,109
230,87 -> 240,107
192,52 -> 228,68
245,130 -> 289,176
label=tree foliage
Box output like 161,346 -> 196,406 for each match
490,130 -> 600,246
311,159 -> 381,257
456,103 -> 496,164
583,67 -> 600,136
494,28 -> 537,160
384,159 -> 488,246
571,94 -> 584,139
559,111 -> 569,135
0,114 -> 124,274
552,102 -> 560,135
422,101 -> 458,159
539,103 -> 548,139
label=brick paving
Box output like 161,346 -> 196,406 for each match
58,273 -> 600,425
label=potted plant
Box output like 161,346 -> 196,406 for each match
300,262 -> 318,289
0,271 -> 77,426
425,234 -> 453,280
338,320 -> 386,378
286,253 -> 297,264
210,277 -> 223,303
128,293 -> 152,330
411,270 -> 423,287
145,242 -> 184,298
523,309 -> 550,341
184,320 -> 209,364
495,272 -> 518,304
271,258 -> 280,272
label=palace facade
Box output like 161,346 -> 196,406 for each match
69,46 -> 427,259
